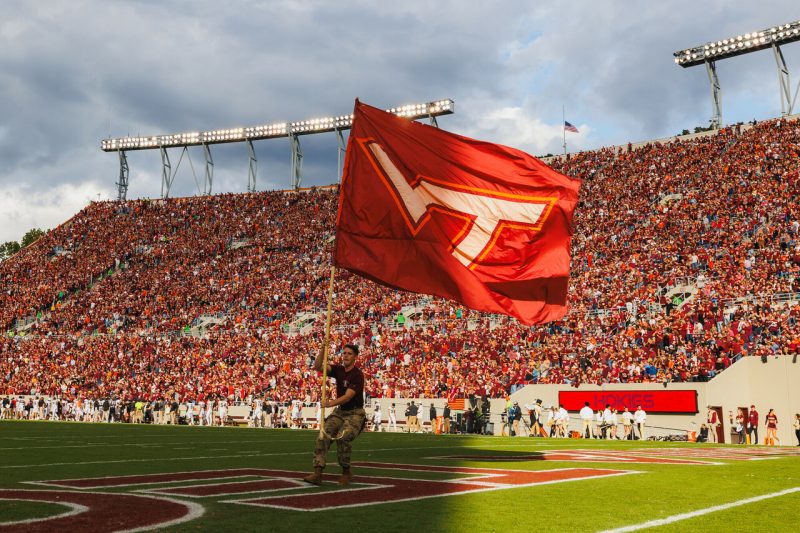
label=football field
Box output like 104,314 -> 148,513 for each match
1,421 -> 798,532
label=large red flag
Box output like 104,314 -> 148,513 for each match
335,101 -> 581,324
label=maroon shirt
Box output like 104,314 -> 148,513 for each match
328,364 -> 364,410
749,409 -> 759,427
766,413 -> 778,429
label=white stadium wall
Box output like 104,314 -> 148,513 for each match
11,356 -> 795,444
507,355 -> 800,444
290,356 -> 799,442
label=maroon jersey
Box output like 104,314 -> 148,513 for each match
766,413 -> 778,429
749,409 -> 759,427
328,364 -> 364,410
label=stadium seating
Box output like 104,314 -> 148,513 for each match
2,116 -> 800,405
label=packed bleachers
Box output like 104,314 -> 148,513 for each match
2,116 -> 800,405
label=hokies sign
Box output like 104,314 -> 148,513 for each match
559,390 -> 699,413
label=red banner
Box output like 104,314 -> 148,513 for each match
335,100 -> 581,325
558,390 -> 698,414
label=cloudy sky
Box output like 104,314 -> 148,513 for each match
1,1 -> 798,243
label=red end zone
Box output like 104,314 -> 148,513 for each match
26,463 -> 635,513
229,464 -> 634,511
0,489 -> 202,533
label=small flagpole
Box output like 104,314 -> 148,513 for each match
318,265 -> 337,439
562,105 -> 567,157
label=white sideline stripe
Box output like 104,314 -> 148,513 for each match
1,443 -> 587,470
600,487 -> 800,533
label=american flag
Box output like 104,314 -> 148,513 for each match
564,121 -> 579,133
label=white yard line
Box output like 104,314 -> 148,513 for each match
0,443 -> 581,470
599,487 -> 800,533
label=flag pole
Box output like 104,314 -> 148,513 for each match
562,105 -> 567,157
318,264 -> 337,439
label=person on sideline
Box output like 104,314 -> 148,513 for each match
748,405 -> 759,445
579,402 -> 594,439
765,409 -> 780,446
634,405 -> 647,440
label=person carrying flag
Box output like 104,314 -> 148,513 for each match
303,344 -> 366,486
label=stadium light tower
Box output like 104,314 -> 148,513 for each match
673,19 -> 800,128
101,99 -> 455,200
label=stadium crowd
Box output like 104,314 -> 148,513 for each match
2,116 -> 800,404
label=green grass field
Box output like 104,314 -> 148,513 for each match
1,421 -> 798,532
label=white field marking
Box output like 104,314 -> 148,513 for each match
115,494 -> 204,533
0,434 -> 91,440
27,474 -> 262,490
626,446 -> 800,458
228,483 -> 392,512
6,453 -> 263,471
136,477 -> 308,499
426,450 -> 724,466
0,489 -> 204,533
31,464 -> 628,491
599,487 -> 800,533
30,465 -> 489,491
0,443 -> 148,450
0,438 -> 314,450
0,499 -> 87,526
3,442 -> 608,470
230,469 -> 640,512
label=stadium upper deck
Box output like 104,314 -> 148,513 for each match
1,116 -> 799,401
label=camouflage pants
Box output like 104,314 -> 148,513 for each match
313,407 -> 366,469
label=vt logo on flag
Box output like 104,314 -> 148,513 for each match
335,101 -> 581,324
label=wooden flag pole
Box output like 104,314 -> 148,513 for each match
318,265 -> 337,439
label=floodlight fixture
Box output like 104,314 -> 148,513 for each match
673,21 -> 800,67
673,19 -> 800,128
100,99 -> 454,152
102,98 -> 454,199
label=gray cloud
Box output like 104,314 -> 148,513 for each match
0,0 -> 798,242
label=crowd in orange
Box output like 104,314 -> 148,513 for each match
2,117 -> 800,403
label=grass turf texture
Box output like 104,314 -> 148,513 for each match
0,421 -> 797,532
0,500 -> 70,523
